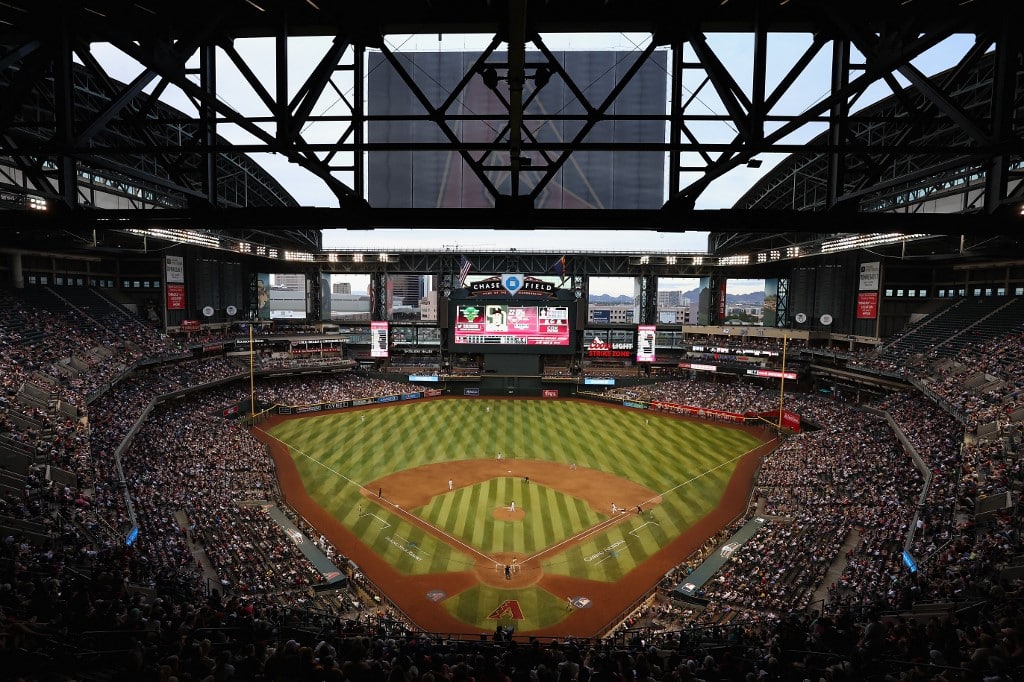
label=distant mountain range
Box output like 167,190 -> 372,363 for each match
588,293 -> 634,304
589,287 -> 764,305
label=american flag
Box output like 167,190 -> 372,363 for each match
458,255 -> 473,286
552,255 -> 568,284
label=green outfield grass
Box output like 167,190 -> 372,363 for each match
265,398 -> 763,631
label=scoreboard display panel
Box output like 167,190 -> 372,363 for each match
454,304 -> 570,346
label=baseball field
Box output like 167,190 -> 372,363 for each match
257,397 -> 775,637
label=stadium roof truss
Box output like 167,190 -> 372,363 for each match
0,0 -> 1022,255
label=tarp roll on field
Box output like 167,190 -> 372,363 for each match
671,516 -> 768,601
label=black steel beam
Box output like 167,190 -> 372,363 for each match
2,206 -> 1020,235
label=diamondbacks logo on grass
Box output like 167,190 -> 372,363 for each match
487,600 -> 524,620
426,590 -> 446,603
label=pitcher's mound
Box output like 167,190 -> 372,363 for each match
494,506 -> 525,521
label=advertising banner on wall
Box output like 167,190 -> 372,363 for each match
166,284 -> 186,310
745,368 -> 797,380
651,401 -> 745,423
755,410 -> 802,432
585,337 -> 633,358
165,255 -> 184,284
858,262 -> 880,291
857,292 -> 879,319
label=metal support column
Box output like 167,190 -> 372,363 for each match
370,271 -> 389,321
308,270 -> 322,322
53,20 -> 77,208
637,272 -> 657,325
776,277 -> 790,328
200,42 -> 218,205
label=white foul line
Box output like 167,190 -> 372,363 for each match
256,427 -> 498,565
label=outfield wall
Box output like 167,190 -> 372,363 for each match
268,388 -> 444,416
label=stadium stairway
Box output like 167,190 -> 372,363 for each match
808,528 -> 861,611
174,508 -> 226,597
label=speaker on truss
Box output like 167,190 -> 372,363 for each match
573,275 -> 586,330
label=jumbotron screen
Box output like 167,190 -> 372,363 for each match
454,304 -> 570,346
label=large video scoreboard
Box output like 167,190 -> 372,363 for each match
454,304 -> 570,346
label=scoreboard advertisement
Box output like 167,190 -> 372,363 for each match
636,325 -> 657,362
370,321 -> 389,358
454,304 -> 570,347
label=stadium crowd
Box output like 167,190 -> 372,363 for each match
0,284 -> 1022,681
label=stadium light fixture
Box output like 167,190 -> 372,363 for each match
820,233 -> 929,254
127,228 -> 218,248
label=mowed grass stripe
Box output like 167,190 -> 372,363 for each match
547,489 -> 571,547
272,400 -> 761,489
464,483 -> 486,548
269,398 -> 763,586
